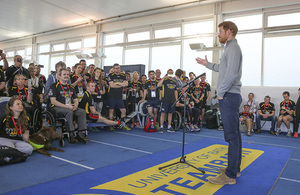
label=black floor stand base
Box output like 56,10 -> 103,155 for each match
159,156 -> 205,174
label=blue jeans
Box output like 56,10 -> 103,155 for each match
219,92 -> 242,179
256,115 -> 277,132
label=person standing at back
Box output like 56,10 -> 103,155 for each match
196,21 -> 243,185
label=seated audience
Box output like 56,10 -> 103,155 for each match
0,98 -> 33,155
0,67 -> 6,96
293,88 -> 300,138
48,68 -> 88,143
244,92 -> 257,126
35,65 -> 47,93
239,104 -> 254,136
255,95 -> 276,135
8,75 -> 33,104
276,91 -> 295,136
79,81 -> 125,129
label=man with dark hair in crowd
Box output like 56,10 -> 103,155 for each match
140,74 -> 147,90
48,68 -> 88,143
5,55 -> 30,87
174,69 -> 184,90
255,95 -> 277,135
155,69 -> 162,81
107,63 -> 131,131
70,63 -> 85,102
141,70 -> 160,128
35,65 -> 47,93
85,64 -> 95,80
276,91 -> 295,136
239,104 -> 254,136
158,72 -> 178,133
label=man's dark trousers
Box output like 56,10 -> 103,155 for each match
219,92 -> 242,179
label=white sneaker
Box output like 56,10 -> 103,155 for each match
287,132 -> 292,137
276,129 -> 281,135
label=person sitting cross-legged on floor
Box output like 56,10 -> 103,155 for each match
78,80 -> 125,130
276,91 -> 296,136
239,104 -> 254,136
255,95 -> 277,135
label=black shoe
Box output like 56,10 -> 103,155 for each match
76,133 -> 89,143
69,135 -> 78,144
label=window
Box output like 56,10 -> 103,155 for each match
184,20 -> 214,35
182,37 -> 213,84
38,55 -> 49,77
125,48 -> 149,74
68,41 -> 81,49
66,55 -> 79,68
16,49 -> 25,56
128,31 -> 150,42
83,37 -> 96,48
155,27 -> 181,39
151,45 -> 181,75
225,14 -> 263,30
6,51 -> 15,57
50,56 -> 64,72
263,35 -> 300,87
52,43 -> 65,51
105,33 -> 124,45
236,33 -> 262,86
268,12 -> 300,27
104,47 -> 123,66
39,44 -> 50,53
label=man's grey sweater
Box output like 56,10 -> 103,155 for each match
206,39 -> 242,98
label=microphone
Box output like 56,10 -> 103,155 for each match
182,72 -> 206,88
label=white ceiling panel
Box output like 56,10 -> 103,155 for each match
0,0 -> 219,42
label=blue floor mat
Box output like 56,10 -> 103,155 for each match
6,138 -> 293,195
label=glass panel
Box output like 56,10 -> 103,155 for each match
128,31 -> 150,42
182,37 -> 213,83
38,55 -> 49,77
155,27 -> 181,38
236,32 -> 262,86
68,41 -> 81,49
152,45 -> 181,76
225,14 -> 263,30
125,48 -> 149,74
26,47 -> 32,56
105,33 -> 124,45
83,37 -> 96,48
104,47 -> 123,66
66,55 -> 79,68
39,44 -> 50,53
50,56 -> 64,73
268,12 -> 300,27
184,20 -> 214,36
6,51 -> 15,57
263,35 -> 300,87
16,50 -> 25,56
52,44 -> 65,51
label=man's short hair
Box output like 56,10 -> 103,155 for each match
86,80 -> 94,86
55,61 -> 66,70
218,21 -> 238,36
244,104 -> 250,107
265,95 -> 271,100
58,68 -> 68,76
175,69 -> 183,77
79,59 -> 86,63
282,91 -> 290,96
113,63 -> 120,68
148,70 -> 155,75
248,92 -> 254,97
74,63 -> 81,69
88,64 -> 95,68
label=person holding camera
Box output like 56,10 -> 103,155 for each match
5,55 -> 30,87
276,91 -> 295,136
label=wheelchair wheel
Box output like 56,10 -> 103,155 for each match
59,139 -> 65,147
138,101 -> 148,117
41,111 -> 56,127
172,111 -> 182,130
32,109 -> 42,133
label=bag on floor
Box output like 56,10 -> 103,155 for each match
206,111 -> 219,129
0,146 -> 27,166
144,115 -> 157,132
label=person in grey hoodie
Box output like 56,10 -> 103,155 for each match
196,21 -> 242,185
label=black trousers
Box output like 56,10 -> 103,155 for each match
293,97 -> 300,134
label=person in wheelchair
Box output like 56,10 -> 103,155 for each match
176,87 -> 201,131
79,81 -> 125,130
48,68 -> 88,144
141,70 -> 160,129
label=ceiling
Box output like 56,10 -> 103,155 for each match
0,0 -> 219,42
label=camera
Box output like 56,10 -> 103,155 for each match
17,58 -> 22,63
38,64 -> 44,68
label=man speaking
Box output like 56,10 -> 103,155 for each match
196,21 -> 242,185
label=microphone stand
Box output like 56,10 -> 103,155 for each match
158,73 -> 206,174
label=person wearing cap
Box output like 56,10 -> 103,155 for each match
239,104 -> 254,136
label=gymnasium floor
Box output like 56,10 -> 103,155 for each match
1,126 -> 300,195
